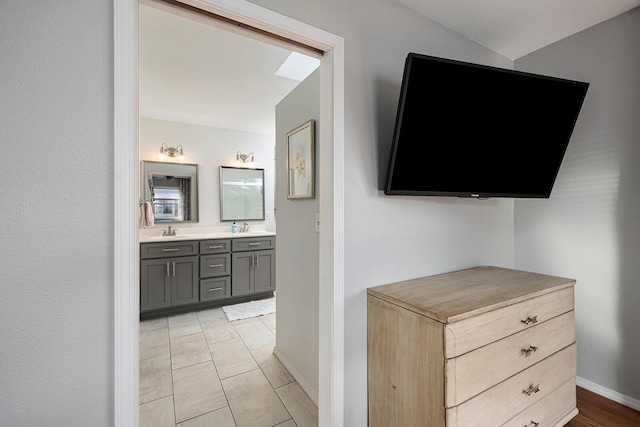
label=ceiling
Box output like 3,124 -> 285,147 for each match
397,0 -> 640,60
139,3 -> 306,136
139,1 -> 640,135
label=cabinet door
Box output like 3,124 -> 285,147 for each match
141,258 -> 171,311
232,252 -> 254,296
171,255 -> 199,306
254,249 -> 276,293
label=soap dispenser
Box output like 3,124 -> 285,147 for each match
231,221 -> 238,233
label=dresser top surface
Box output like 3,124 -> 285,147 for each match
367,266 -> 575,323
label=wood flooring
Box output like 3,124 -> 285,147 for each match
566,386 -> 640,426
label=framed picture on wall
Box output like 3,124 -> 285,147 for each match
286,119 -> 315,199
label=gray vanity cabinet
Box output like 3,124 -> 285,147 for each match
141,258 -> 171,311
199,239 -> 232,302
231,252 -> 256,296
171,256 -> 199,306
140,235 -> 275,317
231,236 -> 276,296
140,241 -> 199,312
254,249 -> 276,293
140,255 -> 199,311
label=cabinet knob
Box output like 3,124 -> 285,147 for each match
520,315 -> 538,325
521,345 -> 538,357
525,421 -> 539,427
522,384 -> 540,396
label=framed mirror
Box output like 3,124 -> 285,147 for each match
142,161 -> 199,223
220,166 -> 265,221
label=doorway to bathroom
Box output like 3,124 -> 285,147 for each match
114,0 -> 345,425
138,0 -> 320,423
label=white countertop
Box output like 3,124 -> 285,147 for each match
140,230 -> 275,243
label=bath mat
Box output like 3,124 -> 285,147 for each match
222,297 -> 275,321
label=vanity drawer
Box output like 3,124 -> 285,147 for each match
446,343 -> 577,427
444,286 -> 574,358
501,378 -> 577,427
200,239 -> 231,254
445,311 -> 575,406
141,241 -> 199,259
200,277 -> 231,302
200,254 -> 231,278
232,236 -> 275,252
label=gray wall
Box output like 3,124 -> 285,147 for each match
13,0 -> 634,425
1,0 -> 514,425
274,69 -> 320,400
514,8 -> 640,401
0,1 -> 113,425
249,0 -> 515,425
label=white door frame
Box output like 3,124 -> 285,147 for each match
114,0 -> 345,425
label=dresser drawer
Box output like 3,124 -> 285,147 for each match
200,277 -> 231,302
445,287 -> 574,358
445,311 -> 576,406
446,343 -> 577,427
140,241 -> 198,259
200,239 -> 231,254
200,254 -> 231,278
501,378 -> 577,427
232,236 -> 275,252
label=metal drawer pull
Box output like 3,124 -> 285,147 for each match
209,264 -> 224,268
208,287 -> 223,292
521,315 -> 538,325
172,262 -> 176,276
166,262 -> 170,276
525,421 -> 539,427
522,384 -> 540,396
521,345 -> 538,357
248,242 -> 262,246
208,245 -> 223,249
162,248 -> 180,252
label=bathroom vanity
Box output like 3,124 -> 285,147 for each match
140,232 -> 275,319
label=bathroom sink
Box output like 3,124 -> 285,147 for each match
145,235 -> 193,241
141,230 -> 275,243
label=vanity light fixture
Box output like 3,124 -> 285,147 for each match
235,151 -> 255,167
159,143 -> 185,161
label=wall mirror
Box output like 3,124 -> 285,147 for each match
220,166 -> 265,221
143,161 -> 199,223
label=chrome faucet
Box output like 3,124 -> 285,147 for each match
241,222 -> 251,232
163,225 -> 176,236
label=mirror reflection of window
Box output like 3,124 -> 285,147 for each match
149,175 -> 192,222
152,186 -> 183,222
142,161 -> 198,223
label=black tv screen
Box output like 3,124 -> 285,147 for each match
384,53 -> 589,198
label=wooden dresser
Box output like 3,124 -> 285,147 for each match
367,266 -> 578,427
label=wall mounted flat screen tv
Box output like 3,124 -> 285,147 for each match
384,53 -> 589,198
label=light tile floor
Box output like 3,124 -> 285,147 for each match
140,307 -> 318,427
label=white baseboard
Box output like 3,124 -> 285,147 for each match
577,376 -> 640,411
273,346 -> 319,406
